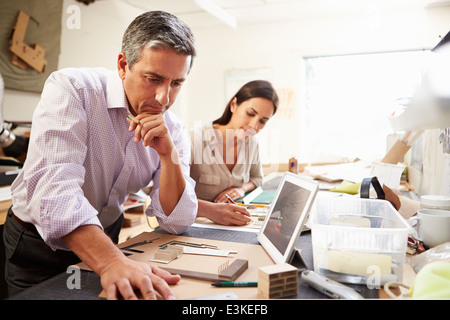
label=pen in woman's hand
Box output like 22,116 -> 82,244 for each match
225,194 -> 237,204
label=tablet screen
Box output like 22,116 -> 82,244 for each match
258,172 -> 318,264
262,180 -> 312,256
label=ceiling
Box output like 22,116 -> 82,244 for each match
118,0 -> 450,29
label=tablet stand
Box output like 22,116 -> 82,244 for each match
289,248 -> 308,273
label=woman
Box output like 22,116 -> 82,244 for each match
190,80 -> 279,225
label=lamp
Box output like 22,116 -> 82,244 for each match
194,0 -> 237,29
389,32 -> 450,131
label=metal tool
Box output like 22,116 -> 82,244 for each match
159,240 -> 218,250
301,270 -> 364,299
120,237 -> 160,252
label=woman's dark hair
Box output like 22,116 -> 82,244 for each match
213,80 -> 278,125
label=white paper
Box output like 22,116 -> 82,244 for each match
0,186 -> 11,202
182,247 -> 236,257
243,186 -> 263,204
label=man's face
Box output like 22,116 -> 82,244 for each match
118,47 -> 191,116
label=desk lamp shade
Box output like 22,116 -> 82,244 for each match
389,37 -> 450,132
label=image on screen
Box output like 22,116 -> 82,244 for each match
262,181 -> 311,256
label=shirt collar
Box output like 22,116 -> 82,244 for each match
106,71 -> 129,110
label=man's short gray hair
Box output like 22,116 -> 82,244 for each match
121,11 -> 197,70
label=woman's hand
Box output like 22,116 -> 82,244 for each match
214,187 -> 245,203
197,200 -> 251,226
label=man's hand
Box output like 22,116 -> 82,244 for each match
127,113 -> 185,215
100,257 -> 181,300
63,225 -> 180,300
127,113 -> 174,157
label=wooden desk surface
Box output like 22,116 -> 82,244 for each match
80,231 -> 275,300
0,200 -> 11,225
0,211 -> 6,225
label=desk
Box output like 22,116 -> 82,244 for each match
8,226 -> 382,300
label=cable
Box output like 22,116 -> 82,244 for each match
383,281 -> 410,299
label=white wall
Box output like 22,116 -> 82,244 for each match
2,1 -> 450,194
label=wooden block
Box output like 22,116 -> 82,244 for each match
259,287 -> 281,299
258,263 -> 298,280
154,251 -> 174,262
258,276 -> 298,292
280,288 -> 298,297
166,245 -> 184,258
161,258 -> 248,282
258,284 -> 298,299
122,213 -> 144,227
219,259 -> 248,281
258,263 -> 298,299
152,245 -> 184,263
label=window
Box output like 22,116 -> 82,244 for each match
300,50 -> 431,163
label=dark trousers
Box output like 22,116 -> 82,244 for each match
2,207 -> 123,297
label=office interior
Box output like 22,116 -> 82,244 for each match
1,0 -> 450,301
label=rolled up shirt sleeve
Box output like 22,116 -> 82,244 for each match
147,177 -> 197,234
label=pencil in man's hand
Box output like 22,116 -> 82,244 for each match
127,115 -> 140,124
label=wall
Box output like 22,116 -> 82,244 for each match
2,1 -> 450,194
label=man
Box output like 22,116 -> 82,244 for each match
3,11 -> 198,300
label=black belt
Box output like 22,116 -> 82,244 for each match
9,208 -> 37,232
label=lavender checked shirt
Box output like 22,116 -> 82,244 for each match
11,67 -> 197,251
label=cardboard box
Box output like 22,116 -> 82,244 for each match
381,140 -> 411,164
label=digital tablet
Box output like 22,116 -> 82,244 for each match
257,172 -> 319,265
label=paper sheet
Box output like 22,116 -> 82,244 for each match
0,186 -> 11,202
304,160 -> 372,183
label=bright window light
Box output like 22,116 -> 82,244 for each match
300,50 -> 432,163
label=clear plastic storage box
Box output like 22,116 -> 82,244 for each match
309,197 -> 413,285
